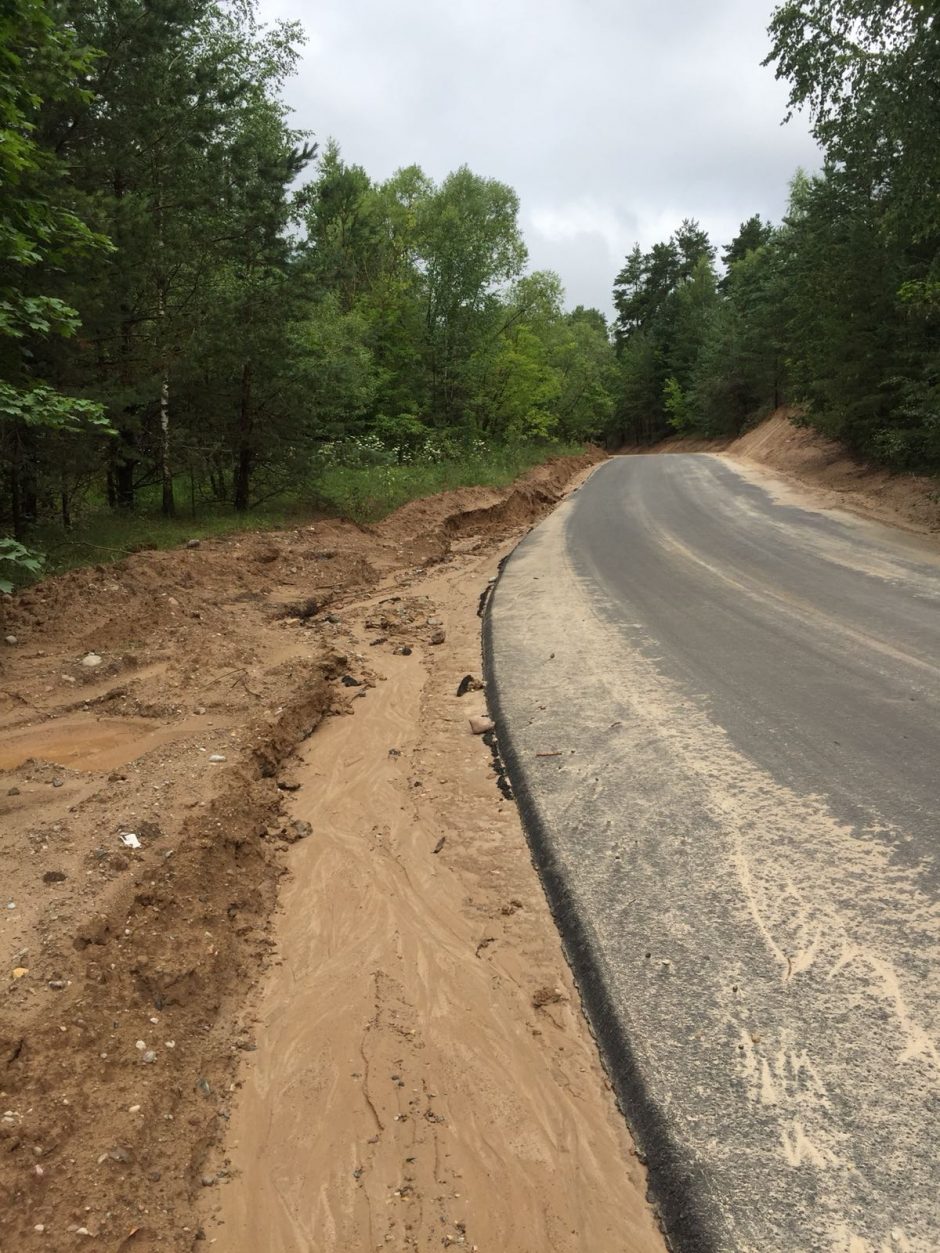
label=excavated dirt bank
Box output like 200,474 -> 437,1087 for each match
650,407 -> 940,537
0,450 -> 666,1252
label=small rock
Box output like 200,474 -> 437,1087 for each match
287,819 -> 312,842
325,613 -> 340,624
469,715 -> 495,735
186,538 -> 201,549
148,1169 -> 162,1182
196,1077 -> 212,1098
5,635 -> 17,646
456,674 -> 484,697
427,616 -> 442,626
141,1049 -> 157,1065
107,1145 -> 132,1163
48,980 -> 66,990
393,645 -> 413,656
277,779 -> 301,792
81,652 -> 103,668
208,753 -> 227,763
201,1174 -> 217,1188
51,778 -> 64,788
532,985 -> 566,1009
429,629 -> 446,646
193,705 -> 207,715
340,675 -> 362,688
12,967 -> 28,979
42,870 -> 67,884
7,787 -> 20,797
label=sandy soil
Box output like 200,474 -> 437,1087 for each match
0,451 -> 664,1252
650,407 -> 940,537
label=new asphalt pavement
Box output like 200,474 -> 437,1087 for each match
485,454 -> 940,1252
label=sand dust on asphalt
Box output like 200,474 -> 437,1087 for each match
651,405 -> 940,539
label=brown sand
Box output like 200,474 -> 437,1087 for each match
207,548 -> 663,1253
0,449 -> 664,1251
650,407 -> 940,538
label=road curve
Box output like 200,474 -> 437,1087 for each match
484,454 -> 940,1253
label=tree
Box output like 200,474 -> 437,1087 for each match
766,0 -> 940,240
418,167 -> 528,425
612,221 -> 717,443
0,0 -> 111,572
721,215 -> 774,283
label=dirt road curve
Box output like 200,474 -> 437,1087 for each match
486,454 -> 940,1252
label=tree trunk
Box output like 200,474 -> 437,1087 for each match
160,366 -> 174,516
234,360 -> 253,512
114,442 -> 136,509
10,456 -> 23,541
61,471 -> 71,530
156,166 -> 174,518
114,168 -> 137,511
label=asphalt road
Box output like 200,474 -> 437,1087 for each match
485,454 -> 940,1253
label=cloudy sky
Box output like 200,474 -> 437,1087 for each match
257,0 -> 821,315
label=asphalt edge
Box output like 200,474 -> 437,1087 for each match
482,541 -> 723,1253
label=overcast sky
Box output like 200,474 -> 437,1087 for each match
257,0 -> 821,315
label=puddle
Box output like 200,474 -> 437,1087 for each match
0,714 -> 221,772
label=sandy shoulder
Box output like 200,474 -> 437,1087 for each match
204,540 -> 664,1252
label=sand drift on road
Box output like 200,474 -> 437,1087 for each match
487,454 -> 940,1252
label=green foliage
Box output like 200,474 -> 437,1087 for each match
0,0 -> 112,539
766,0 -> 940,240
0,536 -> 43,592
612,220 -> 718,443
0,2 -> 613,564
663,377 -> 691,433
608,4 -> 940,472
312,440 -> 583,523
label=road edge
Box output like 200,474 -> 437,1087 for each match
482,529 -> 723,1253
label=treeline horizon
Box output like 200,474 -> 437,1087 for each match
1,0 -> 936,588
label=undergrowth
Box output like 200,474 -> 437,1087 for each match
16,441 -> 584,581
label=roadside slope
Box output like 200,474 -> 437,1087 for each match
649,407 -> 940,537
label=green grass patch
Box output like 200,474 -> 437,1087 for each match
312,441 -> 584,523
14,441 -> 584,582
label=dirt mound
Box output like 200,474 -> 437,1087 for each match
377,448 -> 604,548
0,450 -> 603,1251
643,409 -> 940,537
727,409 -> 940,536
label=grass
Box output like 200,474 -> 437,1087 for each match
313,441 -> 584,523
15,441 -> 584,581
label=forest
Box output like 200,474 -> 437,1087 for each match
1,0 -> 937,590
614,1 -> 939,468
